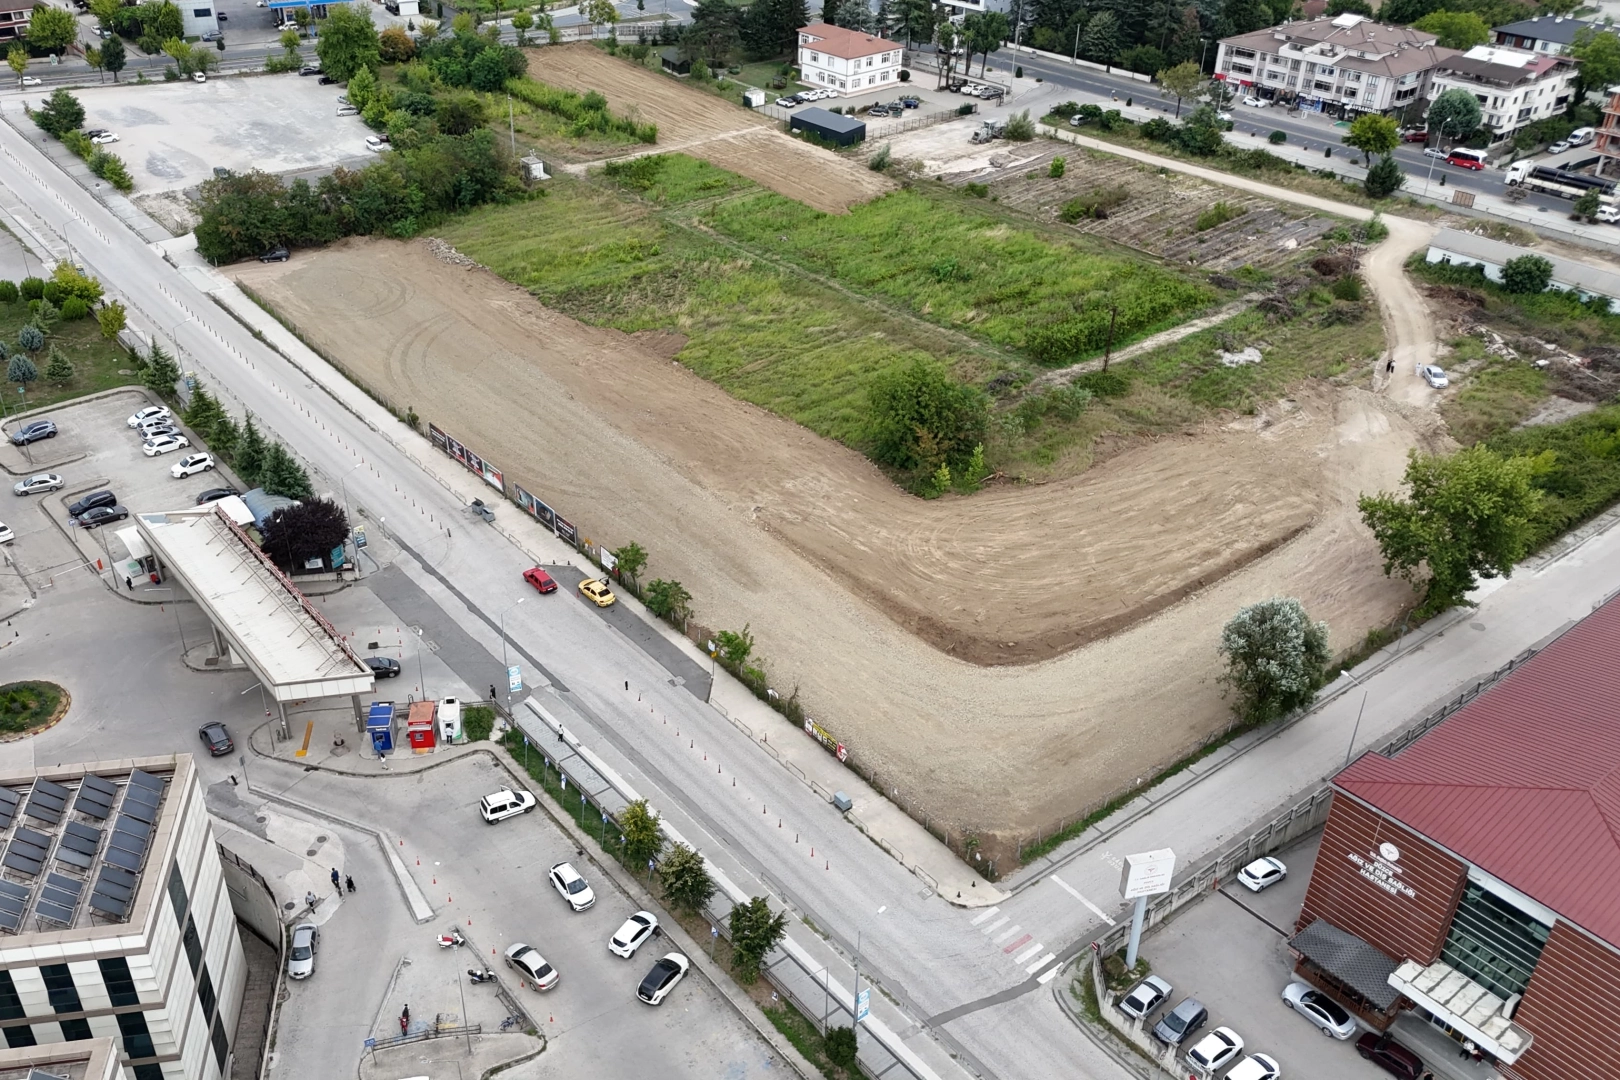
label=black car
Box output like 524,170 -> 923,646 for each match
365,656 -> 401,678
259,245 -> 290,263
195,487 -> 241,506
10,420 -> 56,445
67,489 -> 117,518
1355,1034 -> 1424,1080
318,75 -> 336,85
75,504 -> 128,529
198,722 -> 233,756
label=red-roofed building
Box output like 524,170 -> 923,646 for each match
796,23 -> 904,98
1294,597 -> 1620,1080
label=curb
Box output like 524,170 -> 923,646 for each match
1050,957 -> 1162,1080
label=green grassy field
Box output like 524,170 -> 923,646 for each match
0,304 -> 135,414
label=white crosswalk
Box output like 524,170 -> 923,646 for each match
967,904 -> 1062,979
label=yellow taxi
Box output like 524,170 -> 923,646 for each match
578,578 -> 617,607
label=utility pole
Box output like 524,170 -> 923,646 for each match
1102,305 -> 1118,371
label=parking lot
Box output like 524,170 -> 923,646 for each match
64,73 -> 373,192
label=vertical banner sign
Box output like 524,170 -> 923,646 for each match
600,549 -> 617,573
507,665 -> 522,693
556,517 -> 578,547
855,989 -> 870,1023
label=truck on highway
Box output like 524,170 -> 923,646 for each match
1504,160 -> 1618,202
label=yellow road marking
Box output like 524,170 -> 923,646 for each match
295,720 -> 314,758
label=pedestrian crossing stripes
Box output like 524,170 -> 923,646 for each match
969,905 -> 1062,980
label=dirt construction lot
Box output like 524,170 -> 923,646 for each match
527,45 -> 892,213
236,235 -> 1439,842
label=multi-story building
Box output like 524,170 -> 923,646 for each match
0,0 -> 35,42
1492,15 -> 1611,56
796,23 -> 905,98
1596,84 -> 1620,178
1427,45 -> 1579,143
0,756 -> 244,1080
1213,14 -> 1452,118
1290,595 -> 1620,1080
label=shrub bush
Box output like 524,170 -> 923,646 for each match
963,181 -> 989,198
1059,185 -> 1128,222
0,282 -> 16,303
60,296 -> 89,320
1195,201 -> 1245,231
1049,156 -> 1065,178
18,277 -> 43,301
40,282 -> 63,306
1268,129 -> 1286,144
1072,369 -> 1130,398
1330,274 -> 1364,301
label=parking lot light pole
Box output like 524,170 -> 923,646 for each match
500,598 -> 525,708
339,462 -> 364,579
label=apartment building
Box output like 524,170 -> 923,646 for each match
1427,45 -> 1578,142
1213,14 -> 1452,118
0,0 -> 35,43
1492,14 -> 1610,56
1596,84 -> 1620,178
796,23 -> 904,98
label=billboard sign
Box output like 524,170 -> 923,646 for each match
507,665 -> 522,693
1119,849 -> 1176,899
556,516 -> 578,547
428,422 -> 505,492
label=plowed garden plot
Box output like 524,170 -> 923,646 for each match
526,44 -> 890,212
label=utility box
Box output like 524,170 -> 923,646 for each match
521,155 -> 550,182
406,700 -> 437,753
743,87 -> 766,108
832,791 -> 853,813
438,696 -> 463,743
367,701 -> 395,756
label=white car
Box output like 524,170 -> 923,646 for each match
504,942 -> 560,990
1243,95 -> 1267,107
609,911 -> 660,958
1423,147 -> 1447,159
127,405 -> 171,428
1597,204 -> 1620,224
143,434 -> 190,456
1226,1053 -> 1281,1080
1282,980 -> 1357,1038
1420,364 -> 1449,389
549,861 -> 595,911
1236,856 -> 1286,892
337,105 -> 359,116
90,132 -> 119,145
365,135 -> 390,153
1216,110 -> 1234,122
1186,1027 -> 1244,1077
1547,139 -> 1570,154
192,71 -> 207,83
19,76 -> 40,86
1117,974 -> 1173,1019
477,787 -> 536,823
287,922 -> 318,979
13,473 -> 64,496
0,521 -> 13,544
636,952 -> 690,1005
170,453 -> 215,478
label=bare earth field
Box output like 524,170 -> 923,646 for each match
237,237 -> 1435,842
526,45 -> 892,213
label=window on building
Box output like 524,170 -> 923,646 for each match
211,1015 -> 230,1072
117,1010 -> 156,1059
40,965 -> 83,1014
1,1024 -> 35,1049
1347,71 -> 1361,82
167,863 -> 189,925
193,6 -> 210,15
1231,47 -> 1255,59
0,972 -> 25,1023
58,1017 -> 92,1041
99,957 -> 141,1008
1440,881 -> 1551,999
183,915 -> 203,975
1290,59 -> 1300,70
197,965 -> 216,1024
811,52 -> 819,62
132,1065 -> 165,1080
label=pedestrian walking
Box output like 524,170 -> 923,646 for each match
330,867 -> 340,890
1386,357 -> 1395,373
124,576 -> 132,591
305,891 -> 317,910
400,1004 -> 410,1036
489,684 -> 497,702
345,874 -> 356,893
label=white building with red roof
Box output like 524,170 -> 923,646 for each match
796,23 -> 905,98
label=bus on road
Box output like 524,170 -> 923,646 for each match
1446,148 -> 1488,170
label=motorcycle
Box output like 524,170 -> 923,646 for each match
468,968 -> 496,984
436,927 -> 465,949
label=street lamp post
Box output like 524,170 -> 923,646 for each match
500,598 -> 525,709
1422,117 -> 1459,198
339,461 -> 363,580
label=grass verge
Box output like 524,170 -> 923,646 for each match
0,305 -> 137,412
1489,402 -> 1620,552
0,682 -> 65,735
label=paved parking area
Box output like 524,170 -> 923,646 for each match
67,74 -> 373,192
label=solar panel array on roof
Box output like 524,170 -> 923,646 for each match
0,788 -> 19,832
0,880 -> 28,931
120,771 -> 163,825
3,827 -> 51,877
23,779 -> 69,825
89,865 -> 136,919
56,821 -> 101,871
34,872 -> 83,926
105,815 -> 151,873
74,774 -> 118,820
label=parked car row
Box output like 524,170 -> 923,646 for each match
951,82 -> 1002,99
865,97 -> 920,117
775,86 -> 840,108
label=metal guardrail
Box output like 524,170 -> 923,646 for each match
365,1021 -> 484,1052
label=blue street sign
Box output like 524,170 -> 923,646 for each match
508,665 -> 522,693
856,989 -> 870,1023
354,526 -> 367,549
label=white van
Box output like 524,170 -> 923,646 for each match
1569,127 -> 1595,147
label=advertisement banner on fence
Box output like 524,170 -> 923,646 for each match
600,549 -> 617,572
428,422 -> 505,493
513,485 -> 559,533
556,516 -> 578,547
804,718 -> 837,753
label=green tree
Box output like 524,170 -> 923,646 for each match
1343,113 -> 1397,165
1573,189 -> 1603,223
183,383 -> 228,439
825,1027 -> 858,1068
728,896 -> 787,983
1411,10 -> 1488,50
261,442 -> 313,499
657,842 -> 715,914
1157,59 -> 1203,118
315,2 -> 380,81
1325,0 -> 1372,13
90,0 -> 121,30
377,25 -> 415,63
1364,154 -> 1405,198
143,342 -> 181,399
834,0 -> 873,31
1359,446 -> 1545,614
1571,26 -> 1620,99
7,353 -> 37,387
85,46 -> 103,83
436,92 -> 487,135
30,297 -> 58,332
1426,87 -> 1482,143
260,498 -> 349,571
1217,597 -> 1330,723
1501,254 -> 1553,295
867,357 -> 988,476
683,0 -> 739,66
511,8 -> 533,45
279,27 -> 301,53
15,325 -> 42,354
346,64 -> 378,109
582,0 -> 618,30
618,799 -> 665,871
894,0 -> 933,48
714,624 -> 753,665
97,300 -> 127,340
6,44 -> 26,85
1080,10 -> 1120,64
236,414 -> 268,485
101,34 -> 125,82
32,89 -> 85,138
609,541 -> 647,586
43,347 -> 72,384
139,0 -> 184,45
644,578 -> 692,625
26,5 -> 79,53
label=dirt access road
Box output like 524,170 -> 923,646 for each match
238,233 -> 1435,845
528,45 -> 891,213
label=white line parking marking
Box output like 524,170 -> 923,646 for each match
1026,952 -> 1056,974
1013,943 -> 1045,964
971,906 -> 1001,926
993,924 -> 1022,944
1050,874 -> 1117,926
1037,963 -> 1061,984
980,916 -> 1009,936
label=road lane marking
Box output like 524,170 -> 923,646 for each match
971,906 -> 1001,926
1013,943 -> 1045,964
1003,933 -> 1032,954
1037,963 -> 1061,984
1050,874 -> 1117,926
980,915 -> 1009,936
295,720 -> 313,758
1026,952 -> 1056,974
993,924 -> 1022,944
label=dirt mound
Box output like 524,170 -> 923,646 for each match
527,45 -> 891,213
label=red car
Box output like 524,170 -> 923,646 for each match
1402,129 -> 1429,143
523,567 -> 558,594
